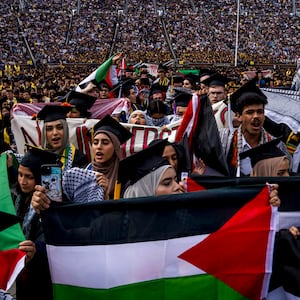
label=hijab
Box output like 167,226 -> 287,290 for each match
250,156 -> 289,177
92,130 -> 121,198
41,119 -> 69,155
123,165 -> 171,198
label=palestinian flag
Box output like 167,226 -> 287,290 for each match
42,185 -> 276,300
76,53 -> 121,91
186,175 -> 300,299
175,93 -> 229,176
0,154 -> 26,290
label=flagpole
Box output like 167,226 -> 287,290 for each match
234,0 -> 240,67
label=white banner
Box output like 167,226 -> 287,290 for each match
11,117 -> 181,158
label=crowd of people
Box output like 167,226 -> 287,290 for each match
2,56 -> 294,298
0,0 -> 299,65
0,0 -> 300,298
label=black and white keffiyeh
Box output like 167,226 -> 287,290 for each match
63,167 -> 104,203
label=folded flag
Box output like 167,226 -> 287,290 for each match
0,154 -> 26,291
42,185 -> 275,300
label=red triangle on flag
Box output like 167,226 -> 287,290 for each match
0,249 -> 25,290
187,178 -> 206,192
179,186 -> 272,300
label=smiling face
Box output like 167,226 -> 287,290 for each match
45,120 -> 65,150
237,103 -> 265,141
18,165 -> 36,194
155,167 -> 183,196
92,132 -> 115,164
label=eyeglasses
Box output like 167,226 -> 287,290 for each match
153,97 -> 163,101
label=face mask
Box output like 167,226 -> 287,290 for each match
151,117 -> 166,127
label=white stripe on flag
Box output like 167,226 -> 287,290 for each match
47,235 -> 207,289
278,212 -> 300,230
267,286 -> 300,300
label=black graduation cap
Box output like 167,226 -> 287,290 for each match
184,73 -> 199,85
201,73 -> 231,87
173,87 -> 193,107
140,78 -> 151,86
199,68 -> 215,80
148,100 -> 168,116
0,211 -> 20,232
64,90 -> 97,117
239,138 -> 285,167
171,73 -> 184,84
118,139 -> 170,185
37,104 -> 73,122
22,144 -> 61,183
66,91 -> 97,109
92,114 -> 133,145
229,78 -> 267,113
157,64 -> 168,73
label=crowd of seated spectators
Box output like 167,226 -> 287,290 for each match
0,0 -> 299,66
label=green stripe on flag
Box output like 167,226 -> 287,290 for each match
53,274 -> 250,300
0,154 -> 25,250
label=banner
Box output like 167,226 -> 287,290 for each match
11,116 -> 181,156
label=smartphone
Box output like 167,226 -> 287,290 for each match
181,172 -> 188,192
41,164 -> 63,202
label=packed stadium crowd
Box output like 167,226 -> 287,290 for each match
0,0 -> 299,65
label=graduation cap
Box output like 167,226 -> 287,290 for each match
199,68 -> 215,80
184,73 -> 199,85
239,138 -> 285,167
201,73 -> 231,87
65,90 -> 97,117
140,78 -> 151,86
148,100 -> 168,116
37,104 -> 73,122
92,114 -> 133,145
21,144 -> 61,183
0,211 -> 20,232
157,64 -> 168,73
173,87 -> 193,107
171,73 -> 184,84
118,139 -> 170,185
229,78 -> 268,113
66,91 -> 96,108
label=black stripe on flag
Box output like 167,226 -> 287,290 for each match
41,185 -> 264,246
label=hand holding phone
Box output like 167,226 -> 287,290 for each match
41,164 -> 62,202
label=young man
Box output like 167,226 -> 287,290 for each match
219,79 -> 289,176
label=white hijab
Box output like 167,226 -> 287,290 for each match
123,165 -> 172,198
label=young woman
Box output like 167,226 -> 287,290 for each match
250,156 -> 290,177
37,104 -> 88,171
85,114 -> 133,199
7,148 -> 56,300
118,140 -> 185,198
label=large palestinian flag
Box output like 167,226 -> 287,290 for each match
0,154 -> 26,290
187,175 -> 300,299
42,185 -> 276,300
